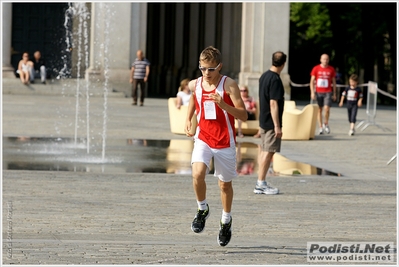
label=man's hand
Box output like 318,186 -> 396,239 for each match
310,92 -> 316,100
275,126 -> 282,139
185,120 -> 194,137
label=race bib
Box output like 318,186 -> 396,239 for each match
317,78 -> 329,88
204,101 -> 216,120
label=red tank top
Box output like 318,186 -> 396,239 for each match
194,76 -> 236,149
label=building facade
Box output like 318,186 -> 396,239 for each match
2,2 -> 290,98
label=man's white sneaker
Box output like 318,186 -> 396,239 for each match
324,124 -> 330,134
254,182 -> 279,195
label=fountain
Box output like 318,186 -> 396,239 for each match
56,2 -> 110,160
2,3 -> 344,177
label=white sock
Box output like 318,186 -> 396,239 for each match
197,199 -> 208,210
257,180 -> 266,186
221,210 -> 231,224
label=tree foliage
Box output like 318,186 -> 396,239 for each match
289,3 -> 396,105
290,3 -> 332,47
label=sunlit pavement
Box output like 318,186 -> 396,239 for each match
2,79 -> 397,265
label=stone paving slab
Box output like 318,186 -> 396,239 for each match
1,79 -> 397,265
2,171 -> 396,265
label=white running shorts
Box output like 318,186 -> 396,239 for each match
191,138 -> 237,182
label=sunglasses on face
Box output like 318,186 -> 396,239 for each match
198,63 -> 220,72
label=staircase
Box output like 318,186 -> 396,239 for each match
2,77 -> 128,98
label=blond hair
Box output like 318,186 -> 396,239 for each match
199,46 -> 222,64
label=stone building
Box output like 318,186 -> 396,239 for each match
2,2 -> 290,98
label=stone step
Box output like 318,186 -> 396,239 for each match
2,78 -> 127,98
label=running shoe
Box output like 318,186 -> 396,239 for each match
254,182 -> 279,195
324,124 -> 330,134
191,204 -> 210,233
319,127 -> 323,135
217,217 -> 232,247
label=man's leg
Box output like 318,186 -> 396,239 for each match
254,129 -> 279,194
323,93 -> 333,133
257,150 -> 274,184
132,79 -> 138,104
192,162 -> 208,203
218,180 -> 233,214
139,80 -> 145,105
30,68 -> 35,82
324,105 -> 330,125
217,179 -> 233,246
191,162 -> 210,233
316,93 -> 325,134
317,108 -> 323,128
40,66 -> 46,83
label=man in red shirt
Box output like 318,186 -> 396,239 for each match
184,46 -> 247,247
310,54 -> 337,134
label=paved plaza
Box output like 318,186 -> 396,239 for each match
1,78 -> 397,265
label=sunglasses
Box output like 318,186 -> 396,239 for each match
198,63 -> 220,72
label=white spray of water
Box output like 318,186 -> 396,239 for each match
101,2 -> 112,162
84,12 -> 90,154
74,3 -> 83,146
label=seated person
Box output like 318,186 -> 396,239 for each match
175,78 -> 191,109
16,52 -> 33,85
30,50 -> 47,84
237,85 -> 257,138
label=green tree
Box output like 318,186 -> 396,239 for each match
289,3 -> 396,105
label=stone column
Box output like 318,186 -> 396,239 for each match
86,2 -> 137,83
2,3 -> 15,78
129,3 -> 147,65
85,2 -> 104,81
239,2 -> 291,99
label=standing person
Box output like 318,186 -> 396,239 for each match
129,50 -> 150,106
338,74 -> 363,136
310,53 -> 337,134
175,78 -> 191,109
30,50 -> 47,84
254,51 -> 287,195
237,85 -> 257,138
184,46 -> 247,247
17,52 -> 33,85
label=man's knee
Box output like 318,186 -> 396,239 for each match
219,180 -> 232,192
192,162 -> 207,181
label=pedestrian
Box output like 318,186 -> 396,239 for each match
16,52 -> 33,85
237,85 -> 257,138
184,46 -> 247,247
129,50 -> 150,106
30,50 -> 47,84
338,74 -> 363,136
254,51 -> 287,195
310,53 -> 337,134
175,78 -> 191,109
